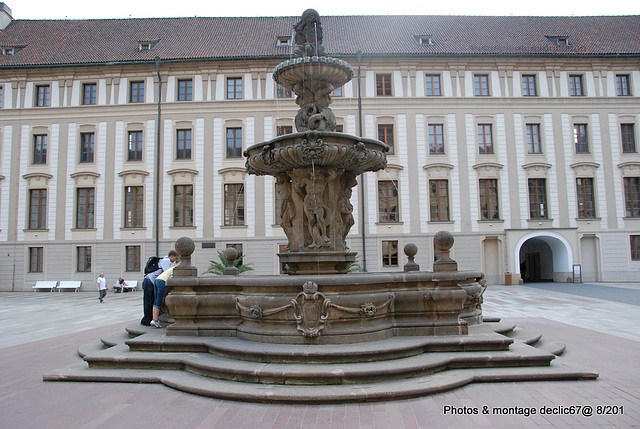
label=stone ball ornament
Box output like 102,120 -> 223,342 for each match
434,230 -> 455,252
175,236 -> 195,257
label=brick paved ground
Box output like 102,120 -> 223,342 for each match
0,283 -> 639,428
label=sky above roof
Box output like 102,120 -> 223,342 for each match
6,0 -> 639,20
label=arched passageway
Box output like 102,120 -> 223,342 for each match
515,232 -> 573,283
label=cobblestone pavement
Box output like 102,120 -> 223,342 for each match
0,282 -> 639,428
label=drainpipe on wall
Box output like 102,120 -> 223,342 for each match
154,57 -> 162,257
356,51 -> 367,271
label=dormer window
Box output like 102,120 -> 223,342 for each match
276,36 -> 292,47
2,45 -> 24,55
417,35 -> 434,46
138,40 -> 160,51
545,35 -> 570,46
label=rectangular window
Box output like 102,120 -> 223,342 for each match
429,179 -> 450,221
36,85 -> 50,107
227,77 -> 243,99
276,84 -> 292,98
29,189 -> 47,230
82,83 -> 97,105
624,177 -> 640,217
334,125 -> 343,132
522,74 -> 537,96
526,124 -> 542,154
276,126 -> 293,136
616,74 -> 631,96
176,129 -> 192,159
129,80 -> 145,103
80,132 -> 95,163
574,124 -> 589,153
224,183 -> 245,226
477,124 -> 493,154
126,245 -> 141,272
76,187 -> 95,229
378,180 -> 399,223
621,124 -> 636,153
631,236 -> 640,261
124,186 -> 143,228
428,124 -> 445,154
382,240 -> 399,267
177,79 -> 193,101
479,179 -> 499,220
528,178 -> 548,219
331,87 -> 343,97
0,86 -> 3,108
128,131 -> 143,161
226,127 -> 243,158
425,74 -> 441,96
376,73 -> 392,96
576,178 -> 596,219
569,75 -> 584,96
29,247 -> 44,273
77,246 -> 92,272
173,185 -> 194,227
33,134 -> 47,164
474,74 -> 489,96
378,124 -> 394,155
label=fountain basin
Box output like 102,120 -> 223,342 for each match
165,270 -> 486,344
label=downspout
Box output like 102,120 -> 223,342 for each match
356,51 -> 367,271
154,57 -> 162,256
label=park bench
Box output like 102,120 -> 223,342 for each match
122,280 -> 138,292
57,281 -> 82,292
32,281 -> 58,292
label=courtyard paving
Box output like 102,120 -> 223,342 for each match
0,281 -> 639,428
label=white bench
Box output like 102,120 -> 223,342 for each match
57,281 -> 82,292
32,281 -> 58,292
122,280 -> 138,292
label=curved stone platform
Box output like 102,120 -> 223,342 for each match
44,318 -> 598,403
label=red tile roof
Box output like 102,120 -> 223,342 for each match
1,15 -> 639,67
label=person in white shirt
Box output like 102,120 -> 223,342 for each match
96,273 -> 107,303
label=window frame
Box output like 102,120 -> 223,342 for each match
621,124 -> 636,153
474,74 -> 490,96
226,127 -> 243,158
624,177 -> 640,218
428,124 -> 445,154
82,82 -> 97,105
429,179 -> 450,221
616,74 -> 631,96
29,247 -> 44,273
224,183 -> 245,226
173,184 -> 194,227
576,177 -> 596,219
77,246 -> 92,272
33,134 -> 47,164
574,124 -> 589,154
35,84 -> 51,107
276,84 -> 292,98
376,73 -> 392,96
479,178 -> 500,220
80,132 -> 95,163
126,245 -> 141,272
526,123 -> 542,154
382,240 -> 399,267
477,124 -> 494,154
227,77 -> 243,99
177,78 -> 193,101
129,80 -> 145,103
631,236 -> 640,261
28,188 -> 47,230
528,178 -> 548,219
377,180 -> 399,223
124,186 -> 144,228
425,74 -> 441,96
522,74 -> 537,96
569,74 -> 584,96
76,187 -> 95,229
127,130 -> 143,161
176,128 -> 192,160
377,124 -> 394,155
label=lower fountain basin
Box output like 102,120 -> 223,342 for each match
165,270 -> 486,344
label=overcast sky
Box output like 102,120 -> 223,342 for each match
6,0 -> 639,20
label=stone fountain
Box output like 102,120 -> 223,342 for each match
44,10 -> 597,402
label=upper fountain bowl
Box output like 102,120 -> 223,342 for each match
273,57 -> 354,92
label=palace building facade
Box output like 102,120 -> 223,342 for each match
1,4 -> 639,290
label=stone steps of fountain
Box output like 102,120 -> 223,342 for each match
42,319 -> 596,402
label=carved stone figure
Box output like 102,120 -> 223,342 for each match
293,9 -> 326,58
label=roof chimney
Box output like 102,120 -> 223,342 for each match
0,3 -> 13,30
